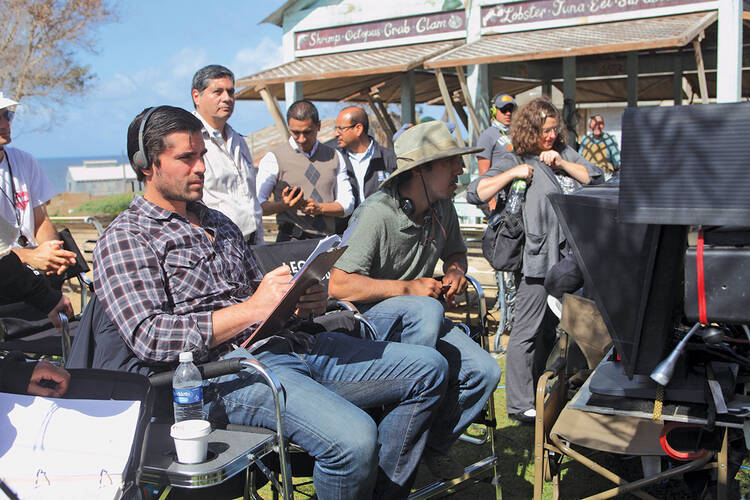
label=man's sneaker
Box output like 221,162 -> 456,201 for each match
423,449 -> 465,479
508,408 -> 536,425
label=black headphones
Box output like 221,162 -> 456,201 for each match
399,196 -> 415,216
132,106 -> 162,172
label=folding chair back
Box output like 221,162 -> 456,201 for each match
250,239 -> 324,282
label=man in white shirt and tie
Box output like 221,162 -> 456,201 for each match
191,65 -> 264,244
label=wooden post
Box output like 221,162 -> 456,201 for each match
456,66 -> 482,142
366,93 -> 393,149
435,68 -> 469,169
542,79 -> 553,98
673,50 -> 683,106
258,85 -> 290,140
626,51 -> 639,108
692,33 -> 710,104
372,92 -> 396,137
453,97 -> 470,130
401,70 -> 416,126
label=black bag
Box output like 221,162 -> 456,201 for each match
482,208 -> 524,272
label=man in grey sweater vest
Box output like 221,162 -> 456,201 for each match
257,100 -> 354,241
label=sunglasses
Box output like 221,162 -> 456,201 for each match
497,106 -> 515,114
0,109 -> 14,122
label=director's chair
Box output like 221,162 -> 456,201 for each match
251,240 -> 501,499
534,294 -> 731,500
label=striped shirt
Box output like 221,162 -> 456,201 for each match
94,195 -> 263,364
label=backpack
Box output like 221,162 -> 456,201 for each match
482,206 -> 524,272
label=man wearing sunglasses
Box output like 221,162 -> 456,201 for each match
477,94 -> 516,174
257,99 -> 354,241
578,114 -> 620,180
0,93 -> 77,278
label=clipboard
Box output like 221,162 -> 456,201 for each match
240,245 -> 348,347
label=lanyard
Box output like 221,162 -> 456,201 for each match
0,152 -> 29,247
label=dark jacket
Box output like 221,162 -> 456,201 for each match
0,252 -> 61,313
0,252 -> 63,393
0,352 -> 37,393
467,146 -> 603,278
339,137 -> 397,208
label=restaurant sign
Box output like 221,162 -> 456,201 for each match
481,0 -> 716,33
295,10 -> 466,56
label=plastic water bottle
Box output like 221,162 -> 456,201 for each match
173,351 -> 204,422
506,179 -> 527,215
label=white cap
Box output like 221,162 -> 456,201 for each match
179,352 -> 193,363
0,92 -> 18,111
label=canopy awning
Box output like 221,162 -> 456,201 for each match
236,40 -> 461,103
424,12 -> 717,68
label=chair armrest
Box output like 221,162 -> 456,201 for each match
59,313 -> 71,364
148,358 -> 293,498
326,300 -> 378,340
148,358 -> 246,387
543,356 -> 567,380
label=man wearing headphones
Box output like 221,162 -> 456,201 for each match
477,93 -> 516,176
0,93 -> 77,277
329,121 -> 501,480
94,105 -> 449,499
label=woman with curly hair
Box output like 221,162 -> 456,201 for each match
467,97 -> 603,423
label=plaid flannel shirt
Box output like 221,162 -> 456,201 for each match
94,195 -> 264,364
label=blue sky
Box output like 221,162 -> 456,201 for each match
11,1 -> 288,158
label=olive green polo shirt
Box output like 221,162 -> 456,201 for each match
335,189 -> 467,280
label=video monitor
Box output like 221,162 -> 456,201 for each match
549,187 -> 685,378
619,102 -> 750,226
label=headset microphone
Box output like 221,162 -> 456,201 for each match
132,106 -> 162,172
399,197 -> 415,216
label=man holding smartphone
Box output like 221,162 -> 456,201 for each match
257,100 -> 354,241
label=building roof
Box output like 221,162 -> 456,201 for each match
425,12 -> 716,68
236,41 -> 462,103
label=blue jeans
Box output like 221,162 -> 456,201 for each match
360,296 -> 501,454
203,332 -> 448,500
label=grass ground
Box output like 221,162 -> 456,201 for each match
255,353 -> 749,500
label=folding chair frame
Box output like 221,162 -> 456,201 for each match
533,331 -> 731,500
143,358 -> 294,500
409,275 -> 501,500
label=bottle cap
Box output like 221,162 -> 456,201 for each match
179,352 -> 193,363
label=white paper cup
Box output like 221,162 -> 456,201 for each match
171,419 -> 211,464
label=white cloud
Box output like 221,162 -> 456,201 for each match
170,47 -> 209,80
231,37 -> 284,78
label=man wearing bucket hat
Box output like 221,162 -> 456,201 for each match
0,92 -> 77,277
330,121 -> 501,479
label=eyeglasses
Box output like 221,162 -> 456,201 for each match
541,126 -> 560,136
498,106 -> 514,114
334,124 -> 356,132
0,109 -> 14,122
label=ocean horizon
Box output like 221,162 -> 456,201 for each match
37,154 -> 128,192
